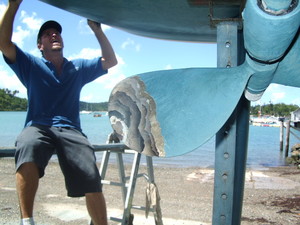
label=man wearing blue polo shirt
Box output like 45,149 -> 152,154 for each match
0,0 -> 118,225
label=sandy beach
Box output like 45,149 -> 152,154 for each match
0,157 -> 300,225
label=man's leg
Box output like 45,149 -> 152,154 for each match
86,192 -> 108,225
54,127 -> 107,224
16,162 -> 39,219
15,126 -> 54,221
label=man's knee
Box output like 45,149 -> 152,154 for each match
17,162 -> 39,177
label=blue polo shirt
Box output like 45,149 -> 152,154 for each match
4,45 -> 107,131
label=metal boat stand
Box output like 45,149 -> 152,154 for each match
92,143 -> 159,225
213,22 -> 249,225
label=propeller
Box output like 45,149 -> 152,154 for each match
38,0 -> 300,157
108,0 -> 300,157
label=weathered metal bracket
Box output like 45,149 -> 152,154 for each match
209,1 -> 245,29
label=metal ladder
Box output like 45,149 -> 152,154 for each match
98,145 -> 157,225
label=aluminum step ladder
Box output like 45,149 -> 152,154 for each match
97,141 -> 162,225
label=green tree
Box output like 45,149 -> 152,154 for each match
79,101 -> 108,111
0,88 -> 27,111
251,103 -> 299,118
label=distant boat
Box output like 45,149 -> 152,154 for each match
93,113 -> 102,117
250,116 -> 281,127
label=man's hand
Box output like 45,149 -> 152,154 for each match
9,0 -> 23,5
0,0 -> 22,62
86,19 -> 117,70
87,19 -> 102,32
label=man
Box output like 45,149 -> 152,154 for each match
0,0 -> 117,224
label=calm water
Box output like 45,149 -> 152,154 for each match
0,111 -> 299,169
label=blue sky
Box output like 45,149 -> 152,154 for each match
0,0 -> 299,106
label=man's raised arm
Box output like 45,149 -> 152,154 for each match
0,0 -> 22,63
88,20 -> 118,70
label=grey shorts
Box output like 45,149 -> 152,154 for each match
15,124 -> 102,197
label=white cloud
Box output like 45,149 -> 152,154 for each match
68,48 -> 102,60
114,54 -> 125,67
121,38 -> 141,52
10,10 -> 43,48
81,69 -> 126,102
271,92 -> 285,103
0,3 -> 6,15
101,24 -> 111,32
12,26 -> 30,48
266,83 -> 280,91
0,66 -> 26,98
78,19 -> 93,35
135,44 -> 141,52
81,93 -> 94,102
20,10 -> 43,31
260,84 -> 300,106
96,72 -> 126,89
121,38 -> 133,49
95,55 -> 126,89
164,64 -> 172,70
78,19 -> 111,35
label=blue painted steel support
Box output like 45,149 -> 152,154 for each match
212,22 -> 250,225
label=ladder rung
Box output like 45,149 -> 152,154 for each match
102,173 -> 149,186
131,205 -> 155,212
93,143 -> 129,152
132,205 -> 146,211
108,216 -> 123,222
101,180 -> 126,187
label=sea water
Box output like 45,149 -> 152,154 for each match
0,111 -> 299,169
